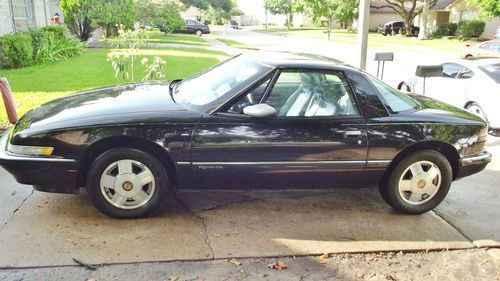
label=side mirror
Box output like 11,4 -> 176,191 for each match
243,104 -> 277,119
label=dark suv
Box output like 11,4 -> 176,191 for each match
377,21 -> 419,36
174,19 -> 210,36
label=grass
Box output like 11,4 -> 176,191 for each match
144,31 -> 211,46
256,28 -> 481,53
0,47 -> 228,125
211,35 -> 259,50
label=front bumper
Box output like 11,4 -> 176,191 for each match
456,151 -> 492,179
0,128 -> 80,194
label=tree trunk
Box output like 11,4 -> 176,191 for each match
405,19 -> 413,36
327,19 -> 332,41
418,0 -> 430,39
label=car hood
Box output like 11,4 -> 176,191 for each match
13,82 -> 202,134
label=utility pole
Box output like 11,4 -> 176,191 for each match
418,0 -> 430,39
356,0 -> 371,70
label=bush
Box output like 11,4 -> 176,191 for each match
35,38 -> 85,64
457,20 -> 485,37
434,23 -> 457,36
41,25 -> 68,40
0,33 -> 33,68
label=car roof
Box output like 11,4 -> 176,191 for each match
452,57 -> 500,67
246,52 -> 350,70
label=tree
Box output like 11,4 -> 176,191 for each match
180,0 -> 210,10
97,0 -> 135,38
207,0 -> 233,12
465,0 -> 500,19
206,6 -> 230,24
264,0 -> 302,30
60,0 -> 100,41
135,0 -> 185,34
61,0 -> 135,41
380,0 -> 438,35
302,0 -> 358,40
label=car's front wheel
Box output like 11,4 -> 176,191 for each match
195,30 -> 203,36
380,150 -> 452,214
86,148 -> 168,218
466,102 -> 488,122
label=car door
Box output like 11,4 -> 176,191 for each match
189,69 -> 368,189
423,63 -> 465,107
478,42 -> 500,57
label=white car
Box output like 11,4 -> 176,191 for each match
398,58 -> 500,135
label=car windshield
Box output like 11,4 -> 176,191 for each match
174,55 -> 272,110
479,63 -> 500,84
365,74 -> 420,113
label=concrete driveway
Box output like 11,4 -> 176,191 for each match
0,143 -> 498,268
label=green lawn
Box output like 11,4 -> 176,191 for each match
0,47 -> 227,125
257,28 -> 481,53
144,31 -> 211,46
211,35 -> 259,50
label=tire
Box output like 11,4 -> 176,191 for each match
86,148 -> 169,218
379,150 -> 452,214
466,102 -> 488,122
195,30 -> 202,36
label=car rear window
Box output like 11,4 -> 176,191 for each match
365,74 -> 420,113
479,63 -> 500,83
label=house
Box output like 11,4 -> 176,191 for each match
369,0 -> 404,31
422,0 -> 500,39
0,0 -> 63,36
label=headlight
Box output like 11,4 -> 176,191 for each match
7,143 -> 54,156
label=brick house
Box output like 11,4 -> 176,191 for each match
0,0 -> 63,35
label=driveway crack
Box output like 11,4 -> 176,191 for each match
174,192 -> 215,259
0,189 -> 34,233
432,209 -> 473,244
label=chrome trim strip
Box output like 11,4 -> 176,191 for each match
367,160 -> 391,164
193,161 -> 366,165
0,128 -> 76,163
176,161 -> 191,165
460,152 -> 492,165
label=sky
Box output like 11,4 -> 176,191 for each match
237,0 -> 265,16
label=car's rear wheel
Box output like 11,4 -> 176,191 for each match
195,30 -> 202,36
86,148 -> 168,218
466,102 -> 487,122
380,150 -> 452,214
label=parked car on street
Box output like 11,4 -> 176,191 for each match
0,53 -> 491,218
225,20 -> 239,29
398,58 -> 500,135
461,39 -> 500,58
173,19 -> 210,36
377,21 -> 419,36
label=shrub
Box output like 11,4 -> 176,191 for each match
35,37 -> 85,64
41,25 -> 68,40
0,33 -> 33,68
434,23 -> 458,36
457,20 -> 485,37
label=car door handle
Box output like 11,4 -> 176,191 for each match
344,130 -> 362,137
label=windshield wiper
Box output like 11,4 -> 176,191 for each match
168,79 -> 182,103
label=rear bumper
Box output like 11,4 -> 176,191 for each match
0,129 -> 80,194
456,151 -> 492,179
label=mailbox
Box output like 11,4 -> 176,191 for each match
415,65 -> 443,77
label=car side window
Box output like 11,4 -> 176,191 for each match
225,77 -> 271,114
442,63 -> 462,78
458,66 -> 474,79
263,70 -> 360,118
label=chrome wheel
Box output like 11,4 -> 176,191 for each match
100,159 -> 155,210
398,160 -> 441,205
467,104 -> 487,121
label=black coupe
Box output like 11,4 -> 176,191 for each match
0,53 -> 492,218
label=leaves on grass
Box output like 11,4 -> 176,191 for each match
267,260 -> 288,270
225,258 -> 242,266
168,276 -> 178,281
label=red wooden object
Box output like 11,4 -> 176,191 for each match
0,78 -> 18,124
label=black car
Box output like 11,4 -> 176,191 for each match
0,53 -> 491,218
173,19 -> 210,36
378,21 -> 420,36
